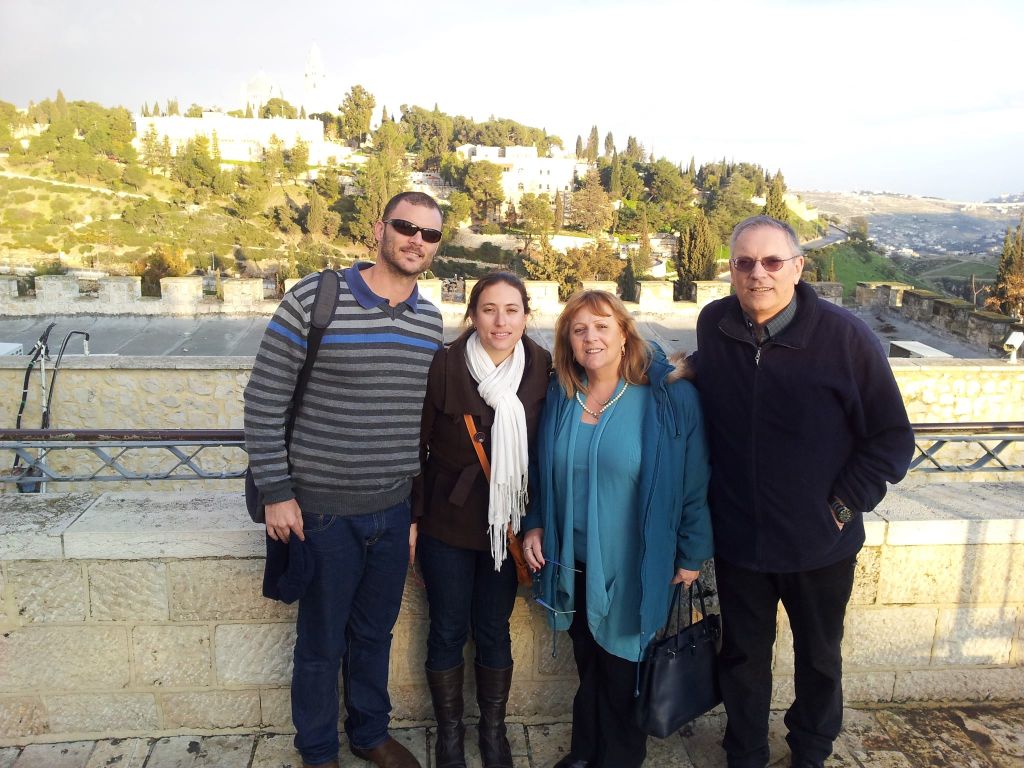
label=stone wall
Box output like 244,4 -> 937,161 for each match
859,284 -> 1021,352
1,483 -> 1021,745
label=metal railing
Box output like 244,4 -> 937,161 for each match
1,423 -> 1022,491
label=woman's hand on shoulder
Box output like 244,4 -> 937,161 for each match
523,528 -> 545,572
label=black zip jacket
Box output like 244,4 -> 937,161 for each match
694,281 -> 914,572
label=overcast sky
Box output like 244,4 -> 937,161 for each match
2,0 -> 1022,202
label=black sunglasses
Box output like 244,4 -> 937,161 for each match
730,255 -> 799,273
384,218 -> 442,244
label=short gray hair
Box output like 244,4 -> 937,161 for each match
729,215 -> 802,258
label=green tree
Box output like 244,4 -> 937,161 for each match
675,208 -> 718,288
350,120 -> 408,250
585,125 -> 599,164
261,134 -> 286,185
574,135 -> 583,158
122,163 -> 146,190
986,218 -> 1024,318
761,171 -> 788,220
135,247 -> 190,296
464,160 -> 505,221
570,170 -> 613,235
185,104 -> 204,118
608,151 -> 622,200
553,192 -> 565,232
287,138 -> 310,181
139,125 -> 160,171
261,98 -> 298,119
166,98 -> 180,116
604,131 -> 615,159
518,193 -> 554,254
636,204 -> 652,277
244,103 -> 253,119
442,191 -> 472,242
339,85 -> 376,146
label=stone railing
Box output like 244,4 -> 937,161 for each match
1,480 -> 1020,745
857,283 -> 1021,351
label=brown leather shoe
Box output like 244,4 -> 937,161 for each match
349,736 -> 421,768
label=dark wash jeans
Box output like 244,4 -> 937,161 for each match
417,532 -> 518,671
292,500 -> 411,765
715,554 -> 857,768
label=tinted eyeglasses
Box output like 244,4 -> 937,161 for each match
730,255 -> 799,273
384,218 -> 442,244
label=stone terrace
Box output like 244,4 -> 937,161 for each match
2,704 -> 1023,767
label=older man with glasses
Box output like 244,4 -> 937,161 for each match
692,215 -> 914,768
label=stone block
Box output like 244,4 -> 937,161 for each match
12,741 -> 92,768
259,688 -> 292,730
775,606 -> 937,672
893,667 -> 1024,702
7,561 -> 86,623
63,492 -> 263,560
35,275 -> 80,305
250,734 -> 302,767
533,609 -> 576,678
851,546 -> 881,605
89,561 -> 168,621
0,493 -> 92,561
508,679 -> 574,718
221,278 -> 264,307
43,693 -> 158,732
399,576 -> 429,617
388,617 -> 430,686
0,696 -> 47,739
169,560 -> 294,621
772,671 -> 895,707
933,606 -> 1019,665
878,544 -> 1024,604
132,625 -> 213,687
215,623 -> 295,685
83,738 -> 149,768
389,684 -> 433,722
417,278 -> 443,307
159,690 -> 260,729
0,626 -> 128,691
146,735 -> 253,768
98,276 -> 142,305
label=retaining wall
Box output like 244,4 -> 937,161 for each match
1,483 -> 1021,745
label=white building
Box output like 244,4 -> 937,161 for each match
455,144 -> 586,213
132,113 -> 349,166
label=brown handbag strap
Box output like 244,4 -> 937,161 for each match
462,413 -> 491,480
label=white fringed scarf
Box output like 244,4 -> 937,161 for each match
465,331 -> 529,569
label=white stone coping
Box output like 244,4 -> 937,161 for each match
0,482 -> 1021,561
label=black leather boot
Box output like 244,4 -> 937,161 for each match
426,664 -> 467,768
475,663 -> 514,768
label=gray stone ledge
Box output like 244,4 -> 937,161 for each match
1,483 -> 1022,562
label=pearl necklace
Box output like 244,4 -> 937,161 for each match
575,382 -> 630,420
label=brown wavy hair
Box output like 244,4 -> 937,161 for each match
554,290 -> 651,398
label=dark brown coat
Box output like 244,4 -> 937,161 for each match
413,331 -> 552,551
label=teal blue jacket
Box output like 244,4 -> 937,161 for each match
523,348 -> 713,660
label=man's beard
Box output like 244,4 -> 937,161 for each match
379,231 -> 433,278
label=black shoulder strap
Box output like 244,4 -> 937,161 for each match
285,270 -> 341,446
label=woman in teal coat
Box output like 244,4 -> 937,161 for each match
522,290 -> 712,768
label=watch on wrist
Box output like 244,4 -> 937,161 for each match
829,496 -> 855,524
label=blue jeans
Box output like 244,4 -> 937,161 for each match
417,532 -> 518,671
292,500 -> 411,765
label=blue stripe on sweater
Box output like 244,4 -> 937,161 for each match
322,333 -> 440,351
267,324 -> 439,352
267,321 -> 306,348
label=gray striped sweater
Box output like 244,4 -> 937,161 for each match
243,265 -> 443,516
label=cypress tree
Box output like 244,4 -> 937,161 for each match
575,135 -> 584,158
609,150 -> 622,200
553,192 -> 564,232
586,125 -> 599,164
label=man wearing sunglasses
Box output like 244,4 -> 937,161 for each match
693,215 -> 914,768
245,191 -> 445,768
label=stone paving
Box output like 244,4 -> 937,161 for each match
2,704 -> 1022,767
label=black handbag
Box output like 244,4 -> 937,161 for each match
245,269 -> 339,523
635,580 -> 723,738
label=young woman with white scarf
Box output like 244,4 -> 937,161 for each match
413,272 -> 551,768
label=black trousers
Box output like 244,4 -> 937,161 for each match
715,555 -> 856,768
565,564 -> 647,768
